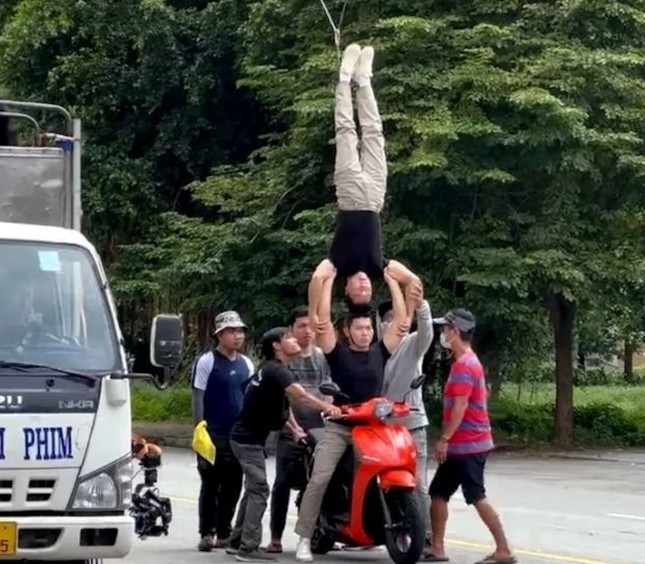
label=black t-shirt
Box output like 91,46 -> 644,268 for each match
230,360 -> 296,445
328,210 -> 388,279
324,341 -> 391,403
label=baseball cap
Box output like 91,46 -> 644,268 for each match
433,308 -> 476,333
214,310 -> 247,334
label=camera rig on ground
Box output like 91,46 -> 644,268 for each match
129,433 -> 173,539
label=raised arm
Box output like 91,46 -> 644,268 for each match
406,279 -> 434,358
313,269 -> 338,354
382,267 -> 411,354
386,259 -> 420,286
308,259 -> 336,323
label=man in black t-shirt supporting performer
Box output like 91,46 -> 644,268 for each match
226,328 -> 341,563
295,253 -> 416,562
311,42 -> 418,312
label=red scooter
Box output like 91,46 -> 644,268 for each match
295,376 -> 427,564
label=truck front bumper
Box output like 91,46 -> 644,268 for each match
0,514 -> 134,561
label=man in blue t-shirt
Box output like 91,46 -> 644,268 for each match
191,310 -> 255,552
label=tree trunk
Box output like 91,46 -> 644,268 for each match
624,341 -> 635,384
546,291 -> 576,446
486,347 -> 503,400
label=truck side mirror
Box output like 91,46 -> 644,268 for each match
150,314 -> 184,372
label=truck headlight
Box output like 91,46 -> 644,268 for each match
71,455 -> 132,510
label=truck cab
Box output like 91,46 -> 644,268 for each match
0,100 -> 182,563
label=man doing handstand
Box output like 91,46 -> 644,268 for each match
310,43 -> 418,312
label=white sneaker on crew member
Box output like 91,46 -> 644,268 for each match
295,537 -> 314,562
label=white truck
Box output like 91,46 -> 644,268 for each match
0,100 -> 183,563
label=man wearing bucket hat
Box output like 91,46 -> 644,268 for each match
191,310 -> 255,552
425,308 -> 515,564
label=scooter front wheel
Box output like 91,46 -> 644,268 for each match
383,489 -> 425,564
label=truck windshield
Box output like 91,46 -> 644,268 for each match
0,241 -> 120,372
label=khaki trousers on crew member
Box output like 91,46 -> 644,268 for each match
294,422 -> 352,538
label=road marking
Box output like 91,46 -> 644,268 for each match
168,495 -> 627,564
447,539 -> 624,564
607,512 -> 645,521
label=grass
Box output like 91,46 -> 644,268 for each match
131,381 -> 645,422
130,381 -> 645,447
498,383 -> 645,413
131,383 -> 192,423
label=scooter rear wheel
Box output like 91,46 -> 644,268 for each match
383,489 -> 425,564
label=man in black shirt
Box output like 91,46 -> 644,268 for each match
310,43 -> 418,312
265,307 -> 332,555
226,328 -> 341,563
295,260 -> 414,563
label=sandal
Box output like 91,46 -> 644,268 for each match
475,554 -> 517,564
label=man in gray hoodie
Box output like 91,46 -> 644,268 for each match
378,279 -> 434,542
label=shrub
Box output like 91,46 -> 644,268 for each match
132,383 -> 645,448
425,394 -> 645,447
132,385 -> 192,422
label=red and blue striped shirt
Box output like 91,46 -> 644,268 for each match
443,349 -> 494,456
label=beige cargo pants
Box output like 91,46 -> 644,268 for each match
294,422 -> 352,538
333,82 -> 387,213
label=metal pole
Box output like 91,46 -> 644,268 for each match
0,99 -> 72,134
72,118 -> 82,231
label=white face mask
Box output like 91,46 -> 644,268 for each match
440,332 -> 452,349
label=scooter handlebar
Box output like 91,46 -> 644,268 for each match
321,397 -> 411,423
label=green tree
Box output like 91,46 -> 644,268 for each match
174,0 -> 645,444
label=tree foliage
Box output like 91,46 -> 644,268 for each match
3,0 -> 645,444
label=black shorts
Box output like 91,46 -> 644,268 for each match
428,452 -> 488,505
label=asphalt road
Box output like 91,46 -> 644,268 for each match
122,447 -> 645,564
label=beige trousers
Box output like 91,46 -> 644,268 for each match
294,422 -> 352,538
333,82 -> 387,213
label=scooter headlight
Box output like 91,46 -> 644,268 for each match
373,401 -> 393,420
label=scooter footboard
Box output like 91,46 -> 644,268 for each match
379,469 -> 416,490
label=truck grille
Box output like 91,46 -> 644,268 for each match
0,480 -> 11,502
0,479 -> 56,503
27,479 -> 56,502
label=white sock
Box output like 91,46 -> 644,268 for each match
339,71 -> 352,83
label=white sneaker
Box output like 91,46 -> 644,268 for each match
295,538 -> 314,562
354,46 -> 374,84
339,43 -> 361,82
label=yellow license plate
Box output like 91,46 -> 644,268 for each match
0,522 -> 16,556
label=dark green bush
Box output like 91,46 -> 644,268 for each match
132,385 -> 645,447
424,396 -> 645,447
132,385 -> 192,422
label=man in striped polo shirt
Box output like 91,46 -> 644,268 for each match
425,309 -> 515,564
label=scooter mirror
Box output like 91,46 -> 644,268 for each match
319,382 -> 341,396
410,374 -> 426,390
